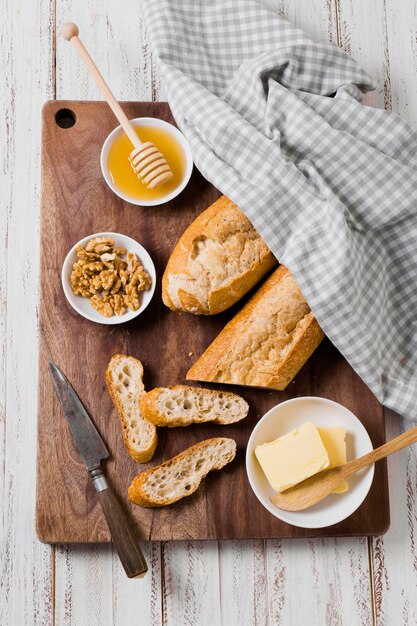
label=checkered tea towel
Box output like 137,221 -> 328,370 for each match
143,0 -> 417,419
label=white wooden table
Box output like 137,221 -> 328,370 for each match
1,1 -> 417,624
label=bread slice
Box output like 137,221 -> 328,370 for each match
139,385 -> 249,427
128,437 -> 236,507
162,195 -> 277,315
187,266 -> 324,390
106,355 -> 157,463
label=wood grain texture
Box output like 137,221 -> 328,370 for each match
54,541 -> 163,625
383,0 -> 417,127
292,0 -> 337,45
162,540 -> 270,626
112,542 -> 163,624
0,1 -> 55,625
370,413 -> 417,626
56,0 -> 153,102
218,540 -> 269,625
36,99 -> 388,543
54,543 -> 114,625
336,0 -> 389,109
266,537 -> 373,625
164,536 -> 374,625
162,541 -> 222,625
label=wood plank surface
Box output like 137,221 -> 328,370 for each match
3,0 -> 417,623
366,1 -> 417,622
0,1 -> 56,625
266,537 -> 373,625
36,99 -> 388,544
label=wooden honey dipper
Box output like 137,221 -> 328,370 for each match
61,22 -> 174,189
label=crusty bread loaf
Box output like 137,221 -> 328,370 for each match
106,355 -> 157,463
187,266 -> 324,390
162,195 -> 277,315
139,385 -> 248,427
128,438 -> 236,507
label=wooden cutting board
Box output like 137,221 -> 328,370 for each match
36,101 -> 390,543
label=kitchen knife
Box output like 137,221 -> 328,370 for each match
48,361 -> 148,578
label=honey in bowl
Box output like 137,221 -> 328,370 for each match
107,126 -> 186,202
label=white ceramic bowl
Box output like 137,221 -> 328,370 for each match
246,397 -> 375,529
100,117 -> 193,207
61,232 -> 156,325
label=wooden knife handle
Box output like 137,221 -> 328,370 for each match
96,485 -> 148,578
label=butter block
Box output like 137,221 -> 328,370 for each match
255,422 -> 330,492
318,427 -> 348,494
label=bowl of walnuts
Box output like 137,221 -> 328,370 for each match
62,232 -> 156,324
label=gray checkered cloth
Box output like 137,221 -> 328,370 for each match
144,0 -> 417,419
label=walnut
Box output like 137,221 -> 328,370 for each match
124,283 -> 140,311
110,276 -> 122,294
98,269 -> 117,291
70,270 -> 91,297
90,274 -> 103,291
100,252 -> 116,265
127,252 -> 140,274
85,237 -> 115,253
129,266 -> 152,290
96,244 -> 113,255
76,247 -> 100,261
109,293 -> 126,316
69,236 -> 152,318
119,268 -> 129,286
112,257 -> 128,273
82,261 -> 104,275
89,295 -> 114,317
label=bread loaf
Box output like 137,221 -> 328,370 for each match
162,195 -> 277,315
140,385 -> 248,427
128,438 -> 237,507
187,266 -> 324,390
106,355 -> 157,463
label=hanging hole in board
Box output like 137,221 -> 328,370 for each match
55,108 -> 77,129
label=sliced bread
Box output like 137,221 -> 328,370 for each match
106,354 -> 157,463
139,385 -> 249,427
128,438 -> 237,507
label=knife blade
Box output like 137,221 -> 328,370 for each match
48,361 -> 109,471
48,360 -> 148,578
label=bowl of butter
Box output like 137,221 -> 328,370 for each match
246,397 -> 374,529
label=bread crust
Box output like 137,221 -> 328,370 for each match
186,266 -> 325,390
105,354 -> 157,463
128,437 -> 236,507
139,385 -> 248,426
162,195 -> 277,315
